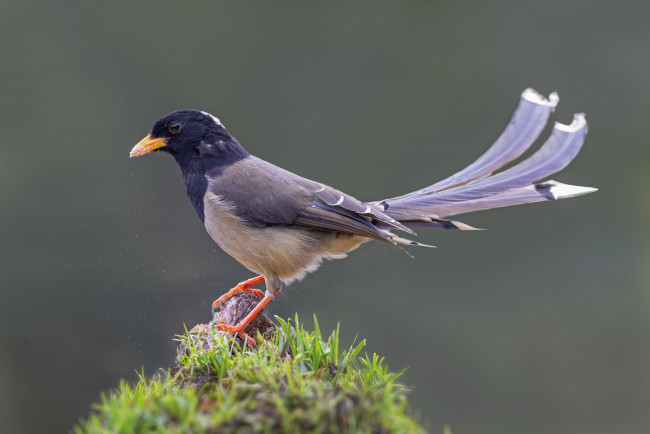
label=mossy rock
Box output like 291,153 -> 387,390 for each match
75,295 -> 424,433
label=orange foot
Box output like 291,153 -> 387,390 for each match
211,276 -> 275,347
214,320 -> 257,346
212,275 -> 265,313
214,293 -> 276,347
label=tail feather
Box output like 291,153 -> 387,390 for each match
383,231 -> 436,250
436,114 -> 587,200
408,181 -> 597,219
393,88 -> 559,202
368,89 -> 595,230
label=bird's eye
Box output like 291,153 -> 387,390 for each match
168,122 -> 182,134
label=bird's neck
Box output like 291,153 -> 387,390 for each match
174,137 -> 250,223
176,155 -> 208,223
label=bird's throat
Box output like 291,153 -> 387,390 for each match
178,156 -> 208,223
175,140 -> 250,224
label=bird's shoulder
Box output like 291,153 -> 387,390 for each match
205,155 -> 376,226
205,155 -> 322,226
204,155 -> 408,246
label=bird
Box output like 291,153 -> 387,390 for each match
130,88 -> 596,345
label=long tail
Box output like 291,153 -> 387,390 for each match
370,88 -> 596,243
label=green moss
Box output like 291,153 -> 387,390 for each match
75,315 -> 425,433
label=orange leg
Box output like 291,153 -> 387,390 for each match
215,293 -> 276,346
211,275 -> 270,346
212,275 -> 265,311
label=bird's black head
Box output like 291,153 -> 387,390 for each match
130,109 -> 249,165
130,109 -> 250,223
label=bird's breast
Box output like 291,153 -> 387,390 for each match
202,193 -> 369,283
202,193 -> 321,281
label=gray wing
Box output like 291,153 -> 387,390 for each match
209,156 -> 410,248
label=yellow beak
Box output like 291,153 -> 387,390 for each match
130,135 -> 168,157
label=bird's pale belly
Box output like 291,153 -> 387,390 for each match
203,193 -> 368,286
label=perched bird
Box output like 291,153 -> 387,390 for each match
131,88 -> 595,345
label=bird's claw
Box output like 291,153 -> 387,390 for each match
214,321 -> 256,346
210,276 -> 268,348
214,321 -> 238,333
211,279 -> 265,314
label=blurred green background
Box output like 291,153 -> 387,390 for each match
1,1 -> 648,433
